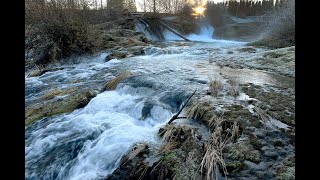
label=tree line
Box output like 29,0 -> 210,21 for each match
206,0 -> 290,17
26,0 -> 290,16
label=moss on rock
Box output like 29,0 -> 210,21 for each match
225,141 -> 261,163
225,161 -> 246,173
25,90 -> 96,126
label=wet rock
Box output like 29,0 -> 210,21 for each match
254,131 -> 266,139
25,90 -> 97,126
241,84 -> 295,126
127,37 -> 145,46
244,160 -> 267,170
28,69 -> 44,77
107,143 -> 151,180
264,151 -> 279,159
127,46 -> 146,56
274,140 -> 285,147
271,154 -> 295,175
110,123 -> 204,180
238,47 -> 256,53
225,141 -> 261,163
155,124 -> 203,179
27,67 -> 64,79
275,166 -> 295,180
105,51 -> 128,61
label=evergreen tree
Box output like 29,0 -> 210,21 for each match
239,0 -> 246,17
257,1 -> 262,15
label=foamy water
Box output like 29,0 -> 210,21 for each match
163,25 -> 214,42
25,89 -> 172,179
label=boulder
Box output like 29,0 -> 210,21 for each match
105,50 -> 128,61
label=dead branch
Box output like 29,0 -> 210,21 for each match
167,90 -> 196,124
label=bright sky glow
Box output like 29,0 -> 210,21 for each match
192,6 -> 206,16
135,0 -> 228,12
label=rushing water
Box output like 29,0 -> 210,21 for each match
25,28 -> 290,179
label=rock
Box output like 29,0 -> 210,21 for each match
155,124 -> 203,179
225,141 -> 261,163
127,46 -> 146,56
107,143 -> 151,180
244,161 -> 267,170
25,90 -> 97,126
105,51 -> 128,61
274,140 -> 285,147
254,131 -> 266,139
120,143 -> 148,164
248,134 -> 263,150
28,70 -> 43,77
264,151 -> 279,159
275,167 -> 295,180
238,47 -> 256,53
128,37 -> 140,44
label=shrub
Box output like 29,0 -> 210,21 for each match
25,0 -> 102,67
250,0 -> 295,48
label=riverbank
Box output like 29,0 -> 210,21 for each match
25,38 -> 294,179
106,42 -> 295,179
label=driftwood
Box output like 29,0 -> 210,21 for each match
167,90 -> 196,124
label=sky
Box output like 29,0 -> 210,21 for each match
135,0 -> 250,12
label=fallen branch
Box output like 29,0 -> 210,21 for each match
159,20 -> 191,42
167,90 -> 196,124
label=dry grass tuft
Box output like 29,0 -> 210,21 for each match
162,125 -> 179,143
201,120 -> 229,180
207,113 -> 224,131
231,121 -> 240,142
105,72 -> 131,90
227,79 -> 240,98
198,110 -> 242,179
186,100 -> 213,121
252,105 -> 270,126
160,124 -> 192,143
208,78 -> 223,97
137,163 -> 149,180
159,142 -> 179,154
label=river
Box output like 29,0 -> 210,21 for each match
25,28 -> 293,179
